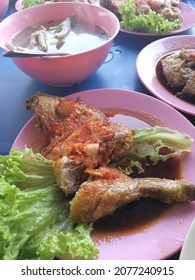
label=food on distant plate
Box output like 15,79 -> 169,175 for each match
157,48 -> 195,102
5,15 -> 109,54
134,0 -> 181,16
99,0 -> 123,21
21,0 -> 90,9
100,0 -> 183,33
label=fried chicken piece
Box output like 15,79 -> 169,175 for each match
135,0 -> 174,14
177,72 -> 195,100
26,93 -> 134,163
137,177 -> 195,204
26,92 -> 106,139
70,166 -> 195,223
160,49 -> 195,102
26,92 -> 60,137
26,93 -> 134,194
180,48 -> 195,68
161,6 -> 182,22
160,54 -> 188,87
135,0 -> 152,14
146,0 -> 167,13
99,0 -> 123,21
70,167 -> 140,223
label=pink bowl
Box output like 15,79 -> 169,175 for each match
0,0 -> 9,20
0,2 -> 119,86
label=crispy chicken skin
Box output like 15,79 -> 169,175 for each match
70,166 -> 195,223
137,177 -> 195,204
160,55 -> 188,87
26,92 -> 60,137
177,72 -> 195,99
26,92 -> 106,139
26,92 -> 134,194
70,167 -> 140,223
99,0 -> 123,21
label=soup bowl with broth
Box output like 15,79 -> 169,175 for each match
0,2 -> 119,86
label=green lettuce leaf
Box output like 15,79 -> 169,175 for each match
120,0 -> 182,33
113,126 -> 193,174
0,147 -> 56,189
0,148 -> 98,260
22,0 -> 54,8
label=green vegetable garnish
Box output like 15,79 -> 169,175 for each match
113,126 -> 193,174
120,0 -> 182,33
0,148 -> 98,260
22,0 -> 54,9
0,147 -> 55,189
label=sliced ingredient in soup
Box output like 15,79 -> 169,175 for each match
6,15 -> 109,54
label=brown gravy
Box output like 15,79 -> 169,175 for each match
93,157 -> 182,241
93,200 -> 168,240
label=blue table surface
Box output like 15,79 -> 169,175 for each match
0,0 -> 195,259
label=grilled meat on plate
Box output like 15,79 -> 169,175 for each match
70,166 -> 195,223
26,92 -> 195,223
160,49 -> 195,101
26,92 -> 134,194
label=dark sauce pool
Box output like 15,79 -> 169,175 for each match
93,157 -> 182,241
93,200 -> 168,240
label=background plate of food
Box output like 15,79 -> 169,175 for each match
99,0 -> 195,36
15,0 -> 98,11
15,1 -> 66,11
11,88 -> 195,260
136,35 -> 195,115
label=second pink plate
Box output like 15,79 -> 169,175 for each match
136,35 -> 195,115
120,2 -> 195,36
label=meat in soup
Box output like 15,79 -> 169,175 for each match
6,15 -> 109,54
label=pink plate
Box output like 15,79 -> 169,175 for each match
120,3 -> 195,36
12,89 -> 195,260
136,35 -> 195,115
